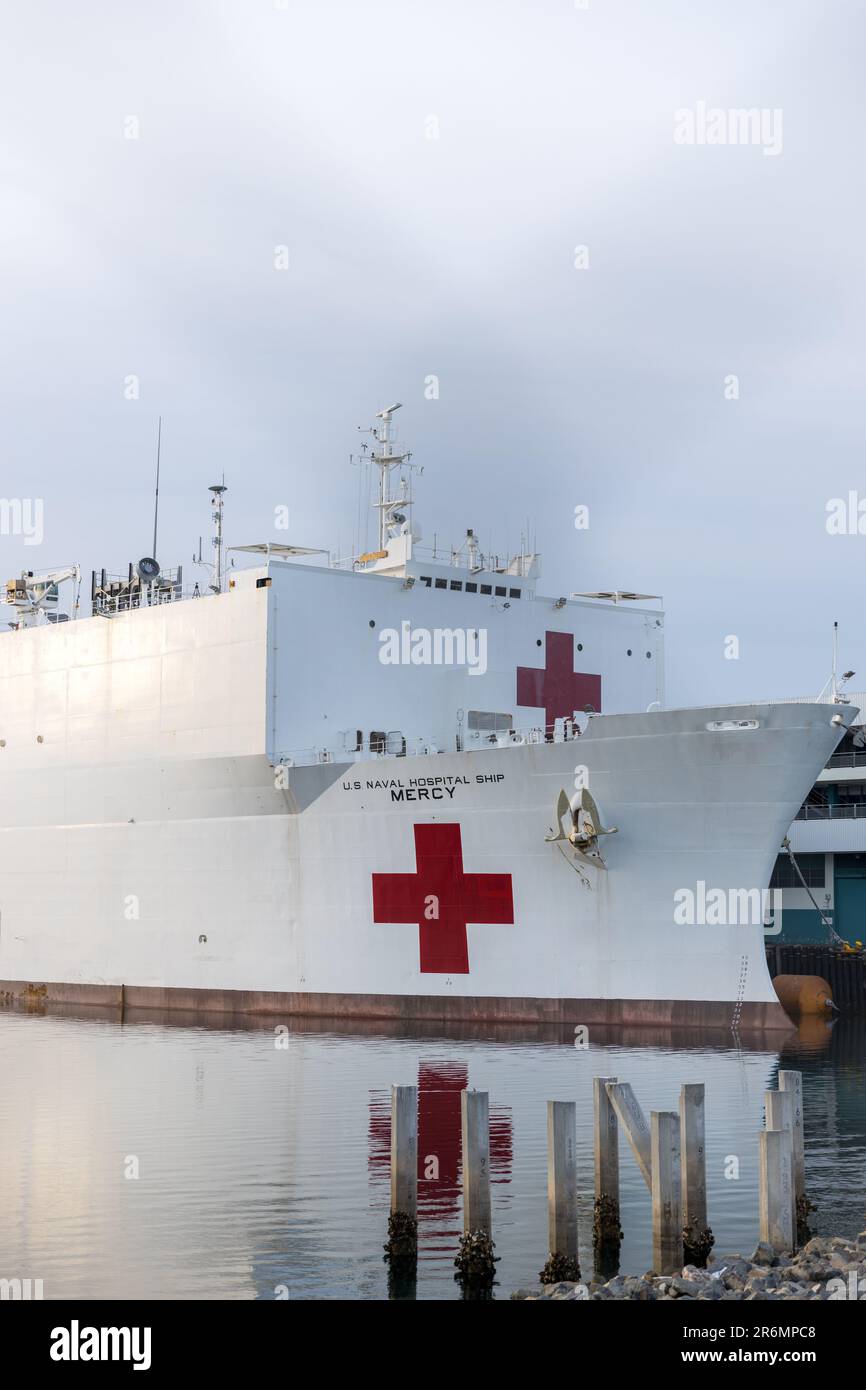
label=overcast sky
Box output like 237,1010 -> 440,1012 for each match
2,0 -> 865,706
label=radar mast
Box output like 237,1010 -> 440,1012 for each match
367,403 -> 413,552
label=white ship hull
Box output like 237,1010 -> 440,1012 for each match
0,559 -> 852,1030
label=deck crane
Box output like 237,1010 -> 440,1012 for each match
4,565 -> 81,629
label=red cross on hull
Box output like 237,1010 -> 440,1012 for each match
516,629 -> 601,730
372,823 -> 513,974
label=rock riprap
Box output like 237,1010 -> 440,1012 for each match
512,1233 -> 866,1300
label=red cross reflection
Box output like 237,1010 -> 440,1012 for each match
369,1061 -> 513,1233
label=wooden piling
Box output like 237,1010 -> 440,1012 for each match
779,1070 -> 807,1231
759,1127 -> 794,1254
679,1083 -> 713,1264
377,1069 -> 813,1288
765,1088 -> 796,1243
548,1101 -> 578,1260
455,1088 -> 497,1289
390,1084 -> 418,1217
651,1110 -> 681,1275
540,1100 -> 580,1283
385,1084 -> 418,1271
593,1076 -> 621,1248
461,1088 -> 491,1234
606,1081 -> 652,1189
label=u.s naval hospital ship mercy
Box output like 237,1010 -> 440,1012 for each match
0,406 -> 854,1029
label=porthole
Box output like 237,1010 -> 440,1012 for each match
369,620 -> 375,628
626,649 -> 632,656
577,643 -> 583,652
536,638 -> 542,647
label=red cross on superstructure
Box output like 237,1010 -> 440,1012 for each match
516,630 -> 601,731
372,824 -> 513,974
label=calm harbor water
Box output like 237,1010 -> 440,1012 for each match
1,1006 -> 864,1300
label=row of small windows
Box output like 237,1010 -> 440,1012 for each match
369,615 -> 650,659
419,576 -> 521,598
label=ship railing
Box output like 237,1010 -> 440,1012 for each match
330,544 -> 530,574
90,584 -> 215,616
276,719 -> 586,767
794,802 -> 866,820
410,543 -> 508,570
826,750 -> 866,769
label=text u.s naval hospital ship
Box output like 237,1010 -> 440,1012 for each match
0,405 -> 854,1029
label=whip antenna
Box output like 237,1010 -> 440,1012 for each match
152,415 -> 162,560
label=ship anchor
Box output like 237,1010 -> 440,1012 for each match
545,787 -> 618,876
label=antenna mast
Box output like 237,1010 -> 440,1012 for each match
831,620 -> 838,703
370,403 -> 410,551
209,482 -> 227,593
817,619 -> 854,703
152,416 -> 162,560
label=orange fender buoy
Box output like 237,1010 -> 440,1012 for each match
773,974 -> 834,1018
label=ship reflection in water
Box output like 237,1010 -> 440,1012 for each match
0,1006 -> 864,1300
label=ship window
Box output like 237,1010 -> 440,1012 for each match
420,576 -> 432,587
450,580 -> 462,591
480,584 -> 492,595
769,854 -> 824,889
467,711 -> 513,732
466,582 -> 477,593
509,588 -> 521,599
370,731 -> 387,754
435,578 -> 447,589
495,586 -> 506,597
